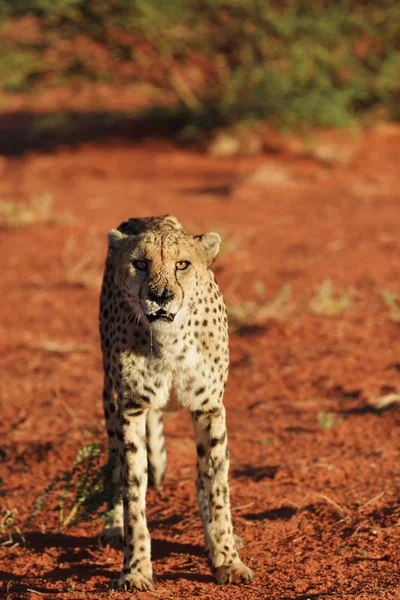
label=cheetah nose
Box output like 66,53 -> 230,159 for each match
148,288 -> 175,304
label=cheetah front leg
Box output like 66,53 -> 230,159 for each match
100,374 -> 123,544
146,407 -> 167,488
192,406 -> 253,585
112,404 -> 154,592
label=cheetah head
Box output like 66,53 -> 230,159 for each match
107,225 -> 220,329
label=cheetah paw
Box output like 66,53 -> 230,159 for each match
215,562 -> 254,585
111,571 -> 155,592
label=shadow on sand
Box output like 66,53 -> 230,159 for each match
0,108 -> 185,157
2,530 -> 209,595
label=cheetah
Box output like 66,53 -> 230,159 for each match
99,215 -> 253,591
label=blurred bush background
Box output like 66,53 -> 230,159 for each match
0,0 -> 399,130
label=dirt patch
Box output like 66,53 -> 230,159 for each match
0,120 -> 399,599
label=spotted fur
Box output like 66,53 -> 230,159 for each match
99,215 -> 253,590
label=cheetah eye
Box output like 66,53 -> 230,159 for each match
133,260 -> 148,271
176,260 -> 190,270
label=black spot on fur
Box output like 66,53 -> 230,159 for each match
126,442 -> 138,453
143,386 -> 155,395
197,444 -> 206,457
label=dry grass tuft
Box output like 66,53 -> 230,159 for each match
227,283 -> 292,333
61,235 -> 104,289
380,289 -> 400,323
0,194 -> 55,229
32,340 -> 90,354
310,280 -> 352,316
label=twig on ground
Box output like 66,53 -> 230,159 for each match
373,393 -> 400,411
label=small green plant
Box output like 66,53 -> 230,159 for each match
0,194 -> 55,229
28,441 -> 111,532
253,280 -> 266,297
381,289 -> 400,323
0,508 -> 17,536
227,282 -> 292,333
310,280 -> 352,316
317,411 -> 343,430
260,437 -> 274,445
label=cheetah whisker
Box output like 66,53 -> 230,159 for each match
124,312 -> 133,324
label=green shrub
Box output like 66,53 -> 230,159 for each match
0,1 -> 399,128
27,441 -> 112,532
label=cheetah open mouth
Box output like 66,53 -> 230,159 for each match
147,309 -> 175,323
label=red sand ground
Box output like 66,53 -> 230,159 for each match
0,113 -> 399,600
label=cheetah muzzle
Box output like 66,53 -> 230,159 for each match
99,214 -> 254,591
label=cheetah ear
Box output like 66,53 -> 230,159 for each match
107,229 -> 128,250
195,232 -> 221,265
